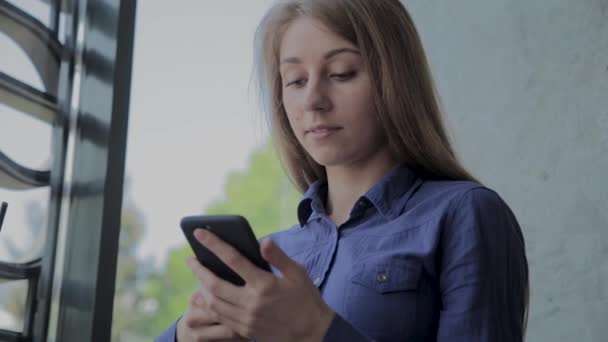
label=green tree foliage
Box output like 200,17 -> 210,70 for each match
111,200 -> 153,342
138,142 -> 302,337
206,143 -> 301,236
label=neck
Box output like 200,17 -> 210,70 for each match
325,147 -> 398,225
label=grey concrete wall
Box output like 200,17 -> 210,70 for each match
405,1 -> 608,340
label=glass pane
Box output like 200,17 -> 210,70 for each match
0,10 -> 53,266
0,106 -> 50,264
0,104 -> 52,170
57,12 -> 67,44
0,278 -> 28,332
112,2 -> 300,340
0,32 -> 45,91
5,0 -> 51,28
0,188 -> 48,263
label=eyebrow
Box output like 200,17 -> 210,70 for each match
280,47 -> 361,64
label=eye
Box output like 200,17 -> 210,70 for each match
285,78 -> 306,88
330,71 -> 356,81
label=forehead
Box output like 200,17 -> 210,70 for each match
279,17 -> 356,61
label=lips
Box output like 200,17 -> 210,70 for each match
305,125 -> 342,134
305,125 -> 342,140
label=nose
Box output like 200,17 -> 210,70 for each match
303,77 -> 332,113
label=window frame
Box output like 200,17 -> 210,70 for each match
0,1 -> 136,341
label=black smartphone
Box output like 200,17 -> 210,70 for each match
180,215 -> 271,286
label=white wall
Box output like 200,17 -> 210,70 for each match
405,1 -> 608,340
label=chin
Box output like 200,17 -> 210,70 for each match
308,150 -> 353,168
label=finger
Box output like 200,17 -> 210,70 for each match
187,256 -> 243,307
190,290 -> 206,308
193,290 -> 253,339
182,306 -> 219,328
260,239 -> 304,280
190,323 -> 243,341
203,289 -> 249,328
186,292 -> 244,329
212,311 -> 255,340
194,229 -> 267,285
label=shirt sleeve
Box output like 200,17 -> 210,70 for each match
154,318 -> 179,342
322,313 -> 374,342
438,188 -> 528,342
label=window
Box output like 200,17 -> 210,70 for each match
1,1 -> 135,341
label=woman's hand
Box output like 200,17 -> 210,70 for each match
176,290 -> 248,342
186,229 -> 335,342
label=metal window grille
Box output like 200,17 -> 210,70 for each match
0,1 -> 136,341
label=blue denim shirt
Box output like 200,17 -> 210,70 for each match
156,164 -> 528,342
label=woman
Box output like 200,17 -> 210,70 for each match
157,0 -> 529,341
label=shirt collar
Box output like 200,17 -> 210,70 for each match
297,179 -> 327,227
297,163 -> 419,227
362,163 -> 418,219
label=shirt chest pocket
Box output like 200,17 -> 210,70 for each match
345,257 -> 423,339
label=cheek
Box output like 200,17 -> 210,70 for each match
282,106 -> 303,141
347,95 -> 384,144
282,98 -> 302,128
282,95 -> 298,118
343,90 -> 376,126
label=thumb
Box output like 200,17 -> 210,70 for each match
260,239 -> 302,279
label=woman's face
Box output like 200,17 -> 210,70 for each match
279,17 -> 386,168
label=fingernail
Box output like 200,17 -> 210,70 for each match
194,229 -> 208,242
195,294 -> 206,306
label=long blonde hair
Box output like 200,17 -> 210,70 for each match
253,0 -> 476,193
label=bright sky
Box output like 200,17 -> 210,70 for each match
1,1 -> 276,268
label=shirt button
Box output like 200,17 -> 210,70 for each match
376,272 -> 388,283
313,277 -> 321,286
